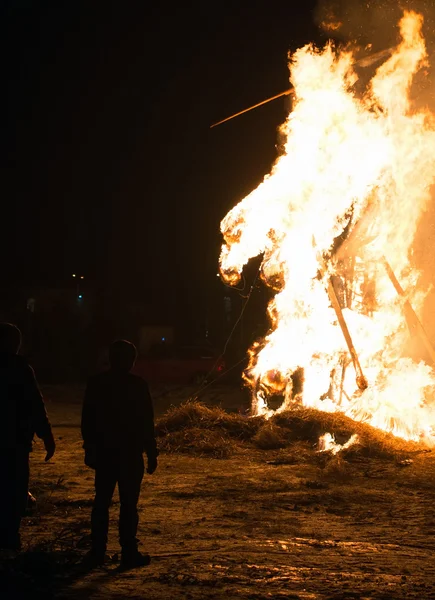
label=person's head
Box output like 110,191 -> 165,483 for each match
0,323 -> 22,354
109,339 -> 137,372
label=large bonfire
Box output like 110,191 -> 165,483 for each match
219,11 -> 435,443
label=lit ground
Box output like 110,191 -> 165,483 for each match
3,384 -> 435,599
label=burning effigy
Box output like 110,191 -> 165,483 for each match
219,11 -> 435,443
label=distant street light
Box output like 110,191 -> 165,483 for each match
72,273 -> 84,299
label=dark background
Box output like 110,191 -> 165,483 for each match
2,0 -> 324,373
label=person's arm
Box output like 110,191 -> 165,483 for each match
142,381 -> 158,474
26,365 -> 55,461
81,378 -> 97,467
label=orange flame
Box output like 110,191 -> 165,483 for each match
318,433 -> 359,454
220,11 -> 435,443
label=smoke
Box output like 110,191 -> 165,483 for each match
315,0 -> 435,52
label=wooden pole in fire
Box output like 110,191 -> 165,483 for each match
325,277 -> 368,391
210,89 -> 294,129
316,249 -> 368,391
382,257 -> 435,366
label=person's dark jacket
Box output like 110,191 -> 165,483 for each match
81,370 -> 158,459
0,353 -> 52,451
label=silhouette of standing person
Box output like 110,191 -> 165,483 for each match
0,323 -> 55,551
81,339 -> 158,568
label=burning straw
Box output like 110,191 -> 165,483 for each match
156,401 -> 421,460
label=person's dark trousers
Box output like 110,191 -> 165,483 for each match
91,450 -> 144,554
0,449 -> 30,550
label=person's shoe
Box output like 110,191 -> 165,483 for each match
120,550 -> 151,569
0,547 -> 19,559
82,549 -> 106,568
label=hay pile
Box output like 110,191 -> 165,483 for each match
156,402 -> 262,458
156,401 -> 421,460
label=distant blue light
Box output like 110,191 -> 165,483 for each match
162,337 -> 165,342
78,294 -> 83,300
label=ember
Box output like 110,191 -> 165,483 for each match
219,11 -> 435,443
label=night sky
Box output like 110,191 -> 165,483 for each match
3,1 -> 322,336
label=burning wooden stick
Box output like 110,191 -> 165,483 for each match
316,247 -> 368,391
383,258 -> 435,366
210,89 -> 294,129
325,276 -> 368,391
210,47 -> 395,129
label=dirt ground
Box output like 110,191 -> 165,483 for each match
3,384 -> 435,600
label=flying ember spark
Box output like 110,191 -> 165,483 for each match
219,11 -> 435,443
